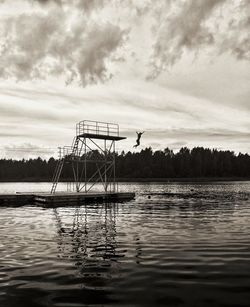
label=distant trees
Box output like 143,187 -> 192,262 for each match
0,147 -> 250,181
115,147 -> 250,179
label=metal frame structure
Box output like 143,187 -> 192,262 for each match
51,120 -> 126,194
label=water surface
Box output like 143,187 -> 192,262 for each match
1,182 -> 250,307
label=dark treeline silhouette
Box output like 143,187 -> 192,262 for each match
1,147 -> 250,181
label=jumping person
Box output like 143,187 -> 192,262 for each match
133,131 -> 144,148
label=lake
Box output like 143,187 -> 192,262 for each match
1,181 -> 250,307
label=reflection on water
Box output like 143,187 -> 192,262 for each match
52,204 -> 123,306
1,182 -> 250,306
54,204 -> 123,265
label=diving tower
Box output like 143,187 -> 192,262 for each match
50,120 -> 129,198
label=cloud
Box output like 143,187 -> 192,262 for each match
0,0 -> 250,83
149,0 -> 250,77
218,0 -> 250,61
149,0 -> 226,77
0,0 -> 106,11
1,143 -> 56,159
36,0 -> 104,8
0,4 -> 126,85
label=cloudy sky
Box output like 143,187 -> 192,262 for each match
0,0 -> 249,159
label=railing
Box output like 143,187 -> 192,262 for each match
58,146 -> 76,158
76,120 -> 119,137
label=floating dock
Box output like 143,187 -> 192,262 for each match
0,192 -> 135,207
34,192 -> 135,206
0,193 -> 34,206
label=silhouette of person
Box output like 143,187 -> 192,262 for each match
133,131 -> 144,148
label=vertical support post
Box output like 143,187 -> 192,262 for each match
72,160 -> 77,191
114,141 -> 116,193
84,137 -> 87,193
76,156 -> 79,192
104,139 -> 107,193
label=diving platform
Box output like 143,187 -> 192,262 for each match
77,133 -> 126,141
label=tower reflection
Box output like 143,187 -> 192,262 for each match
52,203 -> 126,304
53,203 -> 124,268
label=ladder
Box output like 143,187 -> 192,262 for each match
71,137 -> 79,156
50,137 -> 80,194
51,159 -> 64,194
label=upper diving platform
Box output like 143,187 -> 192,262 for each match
76,120 -> 126,141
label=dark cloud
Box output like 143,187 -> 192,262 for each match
149,0 -> 226,77
0,4 -> 126,85
1,0 -> 106,10
219,0 -> 250,61
149,0 -> 250,77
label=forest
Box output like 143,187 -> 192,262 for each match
0,147 -> 250,181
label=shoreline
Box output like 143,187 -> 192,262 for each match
0,177 -> 250,183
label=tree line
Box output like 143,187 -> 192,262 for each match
0,147 -> 250,181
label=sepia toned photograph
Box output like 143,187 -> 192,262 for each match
0,1 -> 250,306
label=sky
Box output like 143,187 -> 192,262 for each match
0,0 -> 249,159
